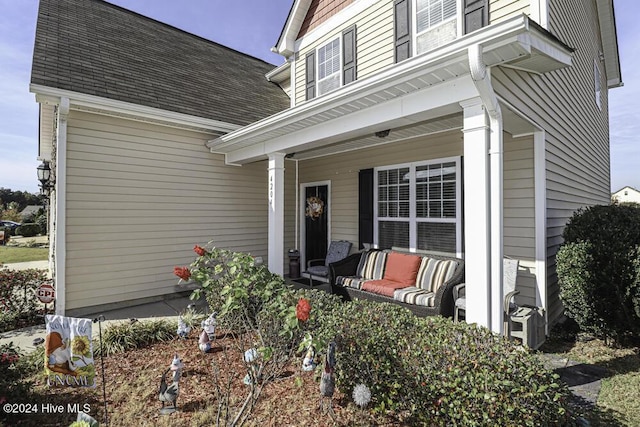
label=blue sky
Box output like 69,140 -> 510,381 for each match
0,0 -> 637,194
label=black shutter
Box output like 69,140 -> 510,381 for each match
464,0 -> 489,34
394,0 -> 412,63
305,52 -> 316,100
342,25 -> 357,85
358,168 -> 374,250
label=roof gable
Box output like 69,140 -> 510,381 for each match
31,0 -> 291,126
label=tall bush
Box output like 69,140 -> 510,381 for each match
313,300 -> 575,426
15,223 -> 41,237
0,269 -> 49,332
557,204 -> 640,343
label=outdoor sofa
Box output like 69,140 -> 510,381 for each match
329,249 -> 464,317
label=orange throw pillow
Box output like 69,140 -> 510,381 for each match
383,252 -> 422,286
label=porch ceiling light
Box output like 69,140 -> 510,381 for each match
37,160 -> 55,197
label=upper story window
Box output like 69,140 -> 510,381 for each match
394,0 -> 488,63
305,25 -> 357,101
317,38 -> 341,96
594,59 -> 602,110
415,0 -> 458,54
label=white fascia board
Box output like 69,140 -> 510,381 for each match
518,30 -> 573,67
595,0 -> 622,87
265,61 -> 291,83
224,76 -> 476,164
275,0 -> 312,58
29,84 -> 241,134
208,16 -> 538,154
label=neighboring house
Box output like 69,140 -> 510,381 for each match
30,0 -> 621,334
19,205 -> 43,221
612,186 -> 640,204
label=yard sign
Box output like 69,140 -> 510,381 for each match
44,315 -> 95,387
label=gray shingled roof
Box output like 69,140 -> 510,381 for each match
31,0 -> 291,126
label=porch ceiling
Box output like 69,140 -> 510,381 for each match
207,15 -> 573,165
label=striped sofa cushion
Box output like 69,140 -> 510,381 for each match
393,287 -> 436,307
416,258 -> 459,293
357,251 -> 387,280
336,276 -> 370,290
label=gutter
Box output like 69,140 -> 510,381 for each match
468,44 -> 504,333
54,97 -> 70,315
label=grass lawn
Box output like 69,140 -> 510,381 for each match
540,322 -> 640,426
0,246 -> 49,264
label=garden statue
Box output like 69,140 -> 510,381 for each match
243,348 -> 259,385
159,354 -> 183,414
202,312 -> 217,340
319,341 -> 336,417
176,316 -> 190,339
302,344 -> 316,372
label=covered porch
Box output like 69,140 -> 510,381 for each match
206,15 -> 572,333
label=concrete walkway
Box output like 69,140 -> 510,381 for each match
1,260 -> 49,271
0,294 -> 207,354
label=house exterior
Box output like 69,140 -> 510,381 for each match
31,0 -> 621,334
612,186 -> 640,204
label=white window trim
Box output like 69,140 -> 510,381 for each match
373,156 -> 462,257
316,36 -> 342,96
412,0 -> 462,57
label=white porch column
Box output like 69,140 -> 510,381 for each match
267,153 -> 286,275
461,98 -> 491,328
54,97 -> 69,315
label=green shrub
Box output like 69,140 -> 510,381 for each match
35,214 -> 47,234
0,342 -> 33,405
94,319 -> 177,357
317,300 -> 576,426
0,269 -> 49,332
557,204 -> 640,342
15,223 -> 41,237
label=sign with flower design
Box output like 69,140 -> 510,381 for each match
44,315 -> 95,387
305,196 -> 324,220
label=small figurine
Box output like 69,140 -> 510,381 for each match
198,329 -> 211,353
201,312 -> 217,340
177,316 -> 191,339
319,341 -> 337,418
159,354 -> 183,414
243,348 -> 259,385
302,344 -> 316,372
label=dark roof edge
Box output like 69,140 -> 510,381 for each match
101,0 -> 278,67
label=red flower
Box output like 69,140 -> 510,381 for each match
194,245 -> 207,256
174,267 -> 191,281
296,298 -> 311,322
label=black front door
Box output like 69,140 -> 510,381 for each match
304,185 -> 328,264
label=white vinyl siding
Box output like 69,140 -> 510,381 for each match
295,0 -> 394,105
64,111 -> 269,311
292,130 -> 463,247
493,0 -> 610,324
489,0 -> 530,24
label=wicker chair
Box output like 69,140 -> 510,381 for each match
302,240 -> 352,286
453,258 -> 520,334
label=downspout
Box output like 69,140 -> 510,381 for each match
55,97 -> 69,315
468,45 -> 504,333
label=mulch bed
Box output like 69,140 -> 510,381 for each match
9,329 -> 403,427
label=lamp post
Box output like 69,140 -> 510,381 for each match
37,161 -> 55,197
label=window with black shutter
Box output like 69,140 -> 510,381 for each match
305,52 -> 316,100
464,0 -> 489,34
342,25 -> 357,85
394,0 -> 412,62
